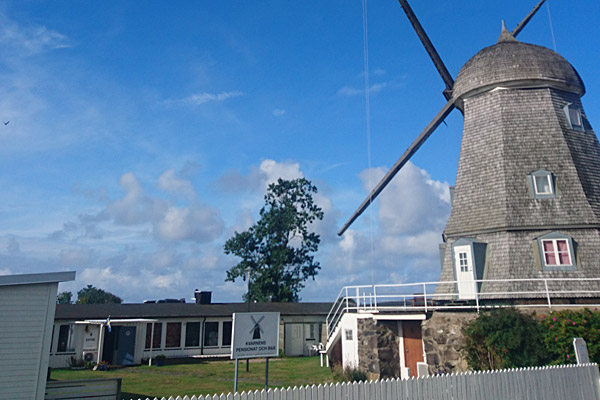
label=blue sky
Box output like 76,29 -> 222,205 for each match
0,1 -> 599,303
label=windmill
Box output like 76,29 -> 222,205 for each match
339,0 -> 600,300
250,315 -> 265,339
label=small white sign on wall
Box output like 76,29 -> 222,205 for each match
231,312 -> 280,359
82,325 -> 99,350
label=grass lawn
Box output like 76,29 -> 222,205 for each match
51,356 -> 336,400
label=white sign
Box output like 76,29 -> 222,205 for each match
231,312 -> 280,359
573,337 -> 590,364
82,325 -> 99,350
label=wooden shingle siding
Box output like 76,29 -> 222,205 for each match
0,282 -> 58,400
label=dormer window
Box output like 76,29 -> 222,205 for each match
564,103 -> 584,131
536,233 -> 576,271
528,170 -> 556,199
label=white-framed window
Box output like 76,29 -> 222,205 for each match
542,239 -> 572,266
344,329 -> 353,341
56,324 -> 75,353
536,233 -> 576,271
528,170 -> 556,199
564,103 -> 584,131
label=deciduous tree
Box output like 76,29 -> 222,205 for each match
76,285 -> 122,304
224,178 -> 324,302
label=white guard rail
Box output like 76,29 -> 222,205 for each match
326,277 -> 600,342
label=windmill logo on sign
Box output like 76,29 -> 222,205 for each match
250,316 -> 264,339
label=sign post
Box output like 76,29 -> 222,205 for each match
231,312 -> 280,392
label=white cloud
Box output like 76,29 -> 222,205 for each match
103,173 -> 166,226
163,91 -> 243,107
158,169 -> 196,199
155,205 -> 224,243
272,108 -> 286,116
360,162 -> 450,236
0,13 -> 70,57
337,82 -> 388,97
216,159 -> 303,194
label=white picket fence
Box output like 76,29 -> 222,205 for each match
128,363 -> 600,400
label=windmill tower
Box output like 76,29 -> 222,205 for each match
339,0 -> 600,301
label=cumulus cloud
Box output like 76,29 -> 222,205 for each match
163,91 -> 243,107
158,169 -> 196,199
216,159 -> 303,193
155,205 -> 224,242
360,162 -> 450,236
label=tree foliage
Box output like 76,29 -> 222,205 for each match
76,285 -> 122,304
224,178 -> 324,302
57,291 -> 73,304
462,308 -> 548,370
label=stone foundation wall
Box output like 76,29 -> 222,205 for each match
356,318 -> 402,380
422,311 -> 477,375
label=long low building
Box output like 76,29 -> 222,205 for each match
50,298 -> 331,368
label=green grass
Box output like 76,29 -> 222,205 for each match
51,356 -> 335,399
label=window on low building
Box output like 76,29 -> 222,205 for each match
204,321 -> 219,347
57,324 -> 74,353
166,322 -> 182,348
528,170 -> 556,199
145,323 -> 162,349
344,329 -> 353,341
564,103 -> 584,131
222,321 -> 232,346
185,322 -> 201,347
536,233 -> 576,271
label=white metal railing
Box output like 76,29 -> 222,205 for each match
326,277 -> 600,343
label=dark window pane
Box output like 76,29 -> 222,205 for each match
185,322 -> 201,347
166,322 -> 182,348
57,325 -> 70,352
145,323 -> 162,349
204,321 -> 219,347
222,321 -> 232,346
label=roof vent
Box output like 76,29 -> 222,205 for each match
194,290 -> 212,304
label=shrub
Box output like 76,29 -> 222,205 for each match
462,308 -> 548,370
540,308 -> 600,364
333,365 -> 367,382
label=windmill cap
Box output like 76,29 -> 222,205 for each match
453,40 -> 585,101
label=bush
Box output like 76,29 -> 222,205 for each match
540,308 -> 600,364
462,308 -> 548,370
333,365 -> 368,382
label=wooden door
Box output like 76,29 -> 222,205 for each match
403,320 -> 424,377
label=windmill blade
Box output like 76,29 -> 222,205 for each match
397,0 -> 454,99
338,99 -> 455,236
511,0 -> 547,38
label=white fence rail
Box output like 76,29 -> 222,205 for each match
326,277 -> 600,342
126,364 -> 600,400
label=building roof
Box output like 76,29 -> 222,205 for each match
0,271 -> 75,287
55,302 -> 333,320
453,39 -> 585,101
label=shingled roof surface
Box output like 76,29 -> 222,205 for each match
453,41 -> 585,100
55,302 -> 333,320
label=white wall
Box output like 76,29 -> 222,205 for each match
0,282 -> 58,400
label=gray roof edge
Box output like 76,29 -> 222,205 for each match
0,271 -> 76,287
